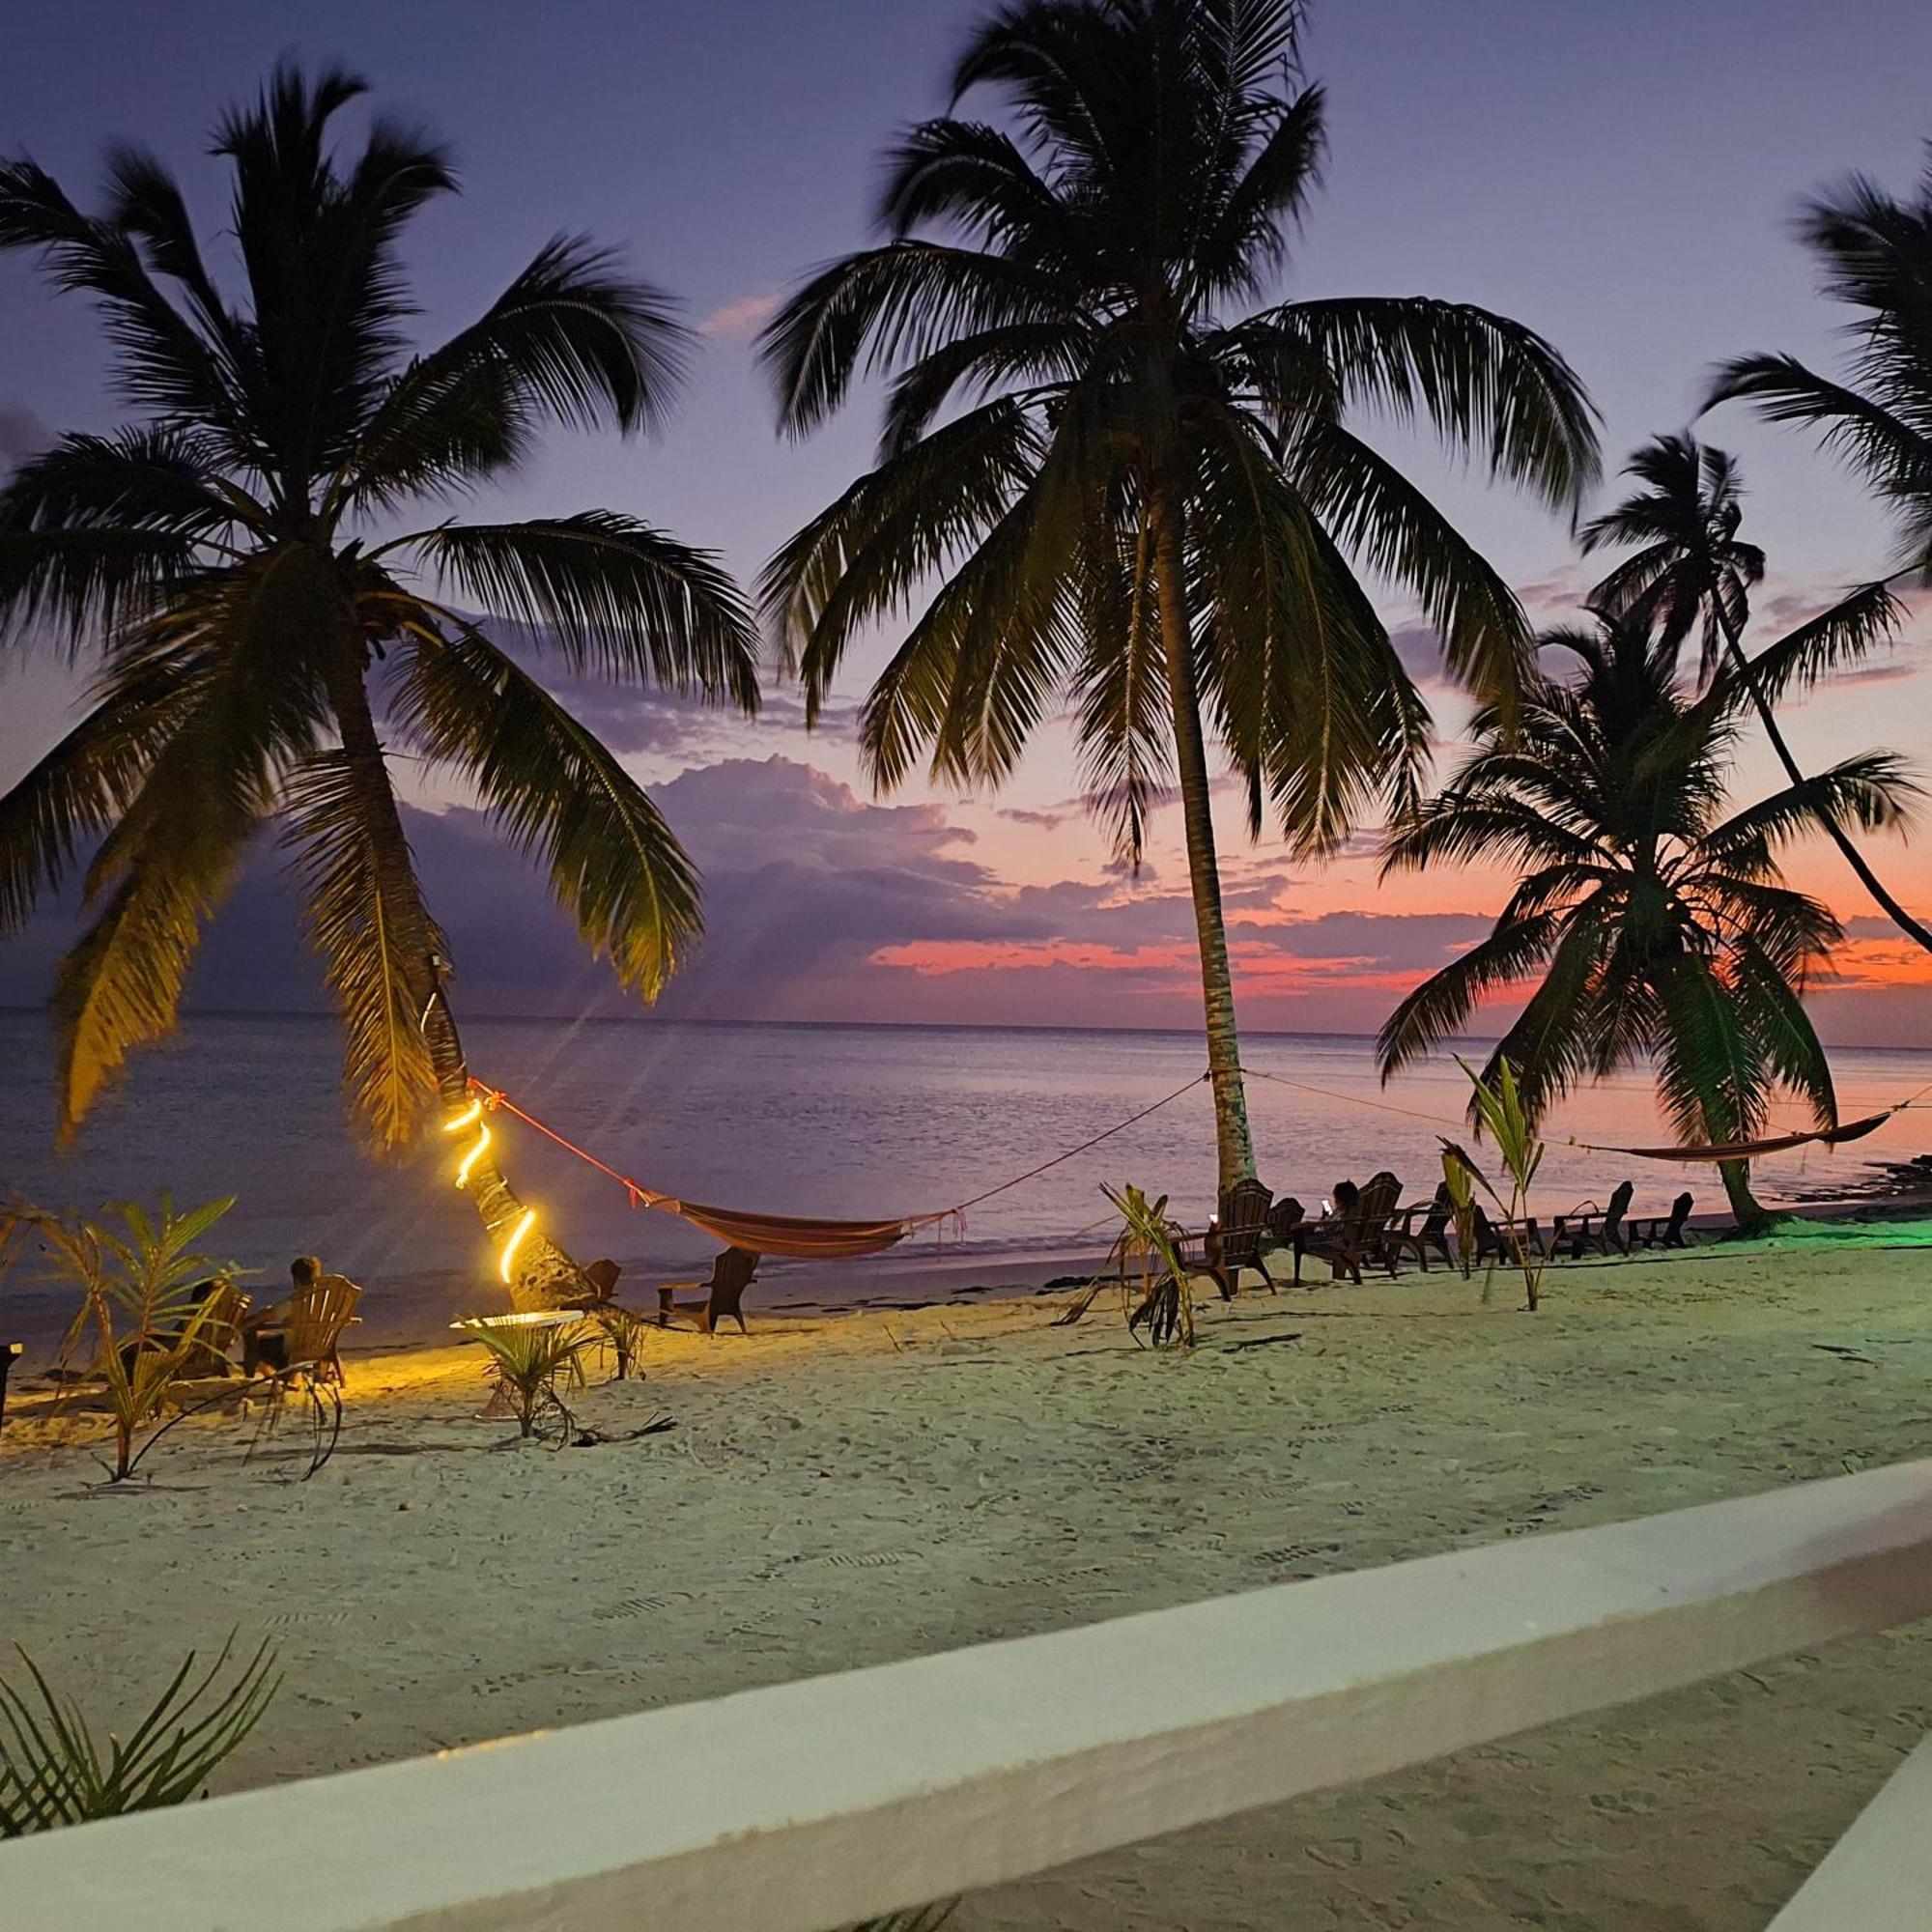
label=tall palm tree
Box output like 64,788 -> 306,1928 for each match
0,66 -> 759,1306
1377,613 -> 1916,1233
758,0 -> 1599,1195
1582,433 -> 1932,952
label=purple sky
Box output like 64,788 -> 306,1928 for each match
3,0 -> 1931,1045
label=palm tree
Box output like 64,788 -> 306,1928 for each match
1581,433 -> 1932,953
0,66 -> 759,1306
758,0 -> 1599,1194
1376,613 -> 1917,1234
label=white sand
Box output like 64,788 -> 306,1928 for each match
6,1227 -> 1932,1928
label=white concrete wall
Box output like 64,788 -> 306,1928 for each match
1767,1733 -> 1932,1929
6,1459 -> 1932,1931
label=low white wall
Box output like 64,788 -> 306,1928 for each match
1767,1733 -> 1932,1928
6,1459 -> 1932,1931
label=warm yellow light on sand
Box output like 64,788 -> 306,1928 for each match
498,1208 -> 537,1285
454,1122 -> 491,1191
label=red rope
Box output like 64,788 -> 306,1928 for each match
469,1080 -> 668,1210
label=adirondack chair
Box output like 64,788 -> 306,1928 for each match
1464,1203 -> 1545,1264
1294,1181 -> 1370,1286
1554,1179 -> 1634,1258
0,1341 -> 19,1434
564,1259 -> 649,1378
1633,1191 -> 1695,1249
277,1278 -> 361,1386
1199,1178 -> 1277,1297
1391,1184 -> 1455,1270
657,1246 -> 761,1335
174,1280 -> 248,1379
1355,1171 -> 1407,1277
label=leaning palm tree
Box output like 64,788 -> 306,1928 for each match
1377,613 -> 1917,1234
759,0 -> 1599,1193
1581,433 -> 1931,952
0,66 -> 759,1306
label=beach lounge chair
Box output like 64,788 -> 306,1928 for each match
656,1246 -> 760,1335
1553,1180 -> 1634,1258
1632,1191 -> 1695,1249
0,1341 -> 19,1433
1199,1178 -> 1277,1297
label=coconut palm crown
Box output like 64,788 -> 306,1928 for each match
1580,432 -> 1929,954
1377,612 -> 1917,1230
0,66 -> 759,1302
758,0 -> 1600,1191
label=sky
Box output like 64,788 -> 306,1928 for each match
2,0 -> 1931,1049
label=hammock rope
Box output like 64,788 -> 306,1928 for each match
466,1069 -> 1209,1261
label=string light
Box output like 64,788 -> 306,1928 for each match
444,1098 -> 491,1191
498,1208 -> 537,1286
454,1123 -> 491,1191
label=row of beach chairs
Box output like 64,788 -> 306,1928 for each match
1190,1174 -> 1696,1295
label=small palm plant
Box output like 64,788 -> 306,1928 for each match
0,1634 -> 278,1836
1440,1059 -> 1548,1313
1103,1182 -> 1196,1350
2,1193 -> 244,1481
460,1317 -> 595,1443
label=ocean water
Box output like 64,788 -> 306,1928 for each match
1,1011 -> 1926,1304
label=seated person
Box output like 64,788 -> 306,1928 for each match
242,1257 -> 358,1374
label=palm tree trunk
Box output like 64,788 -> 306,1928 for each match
1151,499 -> 1258,1196
323,647 -> 586,1310
1719,617 -> 1932,954
1718,1156 -> 1775,1237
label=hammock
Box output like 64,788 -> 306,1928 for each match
465,1073 -> 1207,1262
647,1201 -> 920,1262
1579,1111 -> 1896,1163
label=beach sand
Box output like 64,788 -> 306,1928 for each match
5,1226 -> 1932,1928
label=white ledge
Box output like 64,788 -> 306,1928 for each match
6,1459 -> 1932,1931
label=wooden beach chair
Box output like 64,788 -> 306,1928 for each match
1632,1191 -> 1695,1249
565,1259 -> 649,1379
246,1278 -> 360,1384
0,1341 -> 19,1434
1198,1178 -> 1277,1298
657,1246 -> 761,1335
1391,1185 -> 1454,1270
1553,1179 -> 1634,1258
175,1280 -> 247,1379
1294,1183 -> 1371,1286
1355,1172 -> 1407,1277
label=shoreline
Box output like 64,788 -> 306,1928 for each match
7,1186 -> 1929,1363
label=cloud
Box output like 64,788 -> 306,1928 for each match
3,752 -> 1922,1046
697,291 -> 782,339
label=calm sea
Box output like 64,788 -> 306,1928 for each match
2,1012 -> 1926,1309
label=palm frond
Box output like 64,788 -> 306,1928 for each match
413,515 -> 758,708
390,624 -> 702,1000
1273,294 -> 1602,509
279,752 -> 441,1153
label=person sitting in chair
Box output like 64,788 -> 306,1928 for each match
243,1257 -> 359,1374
